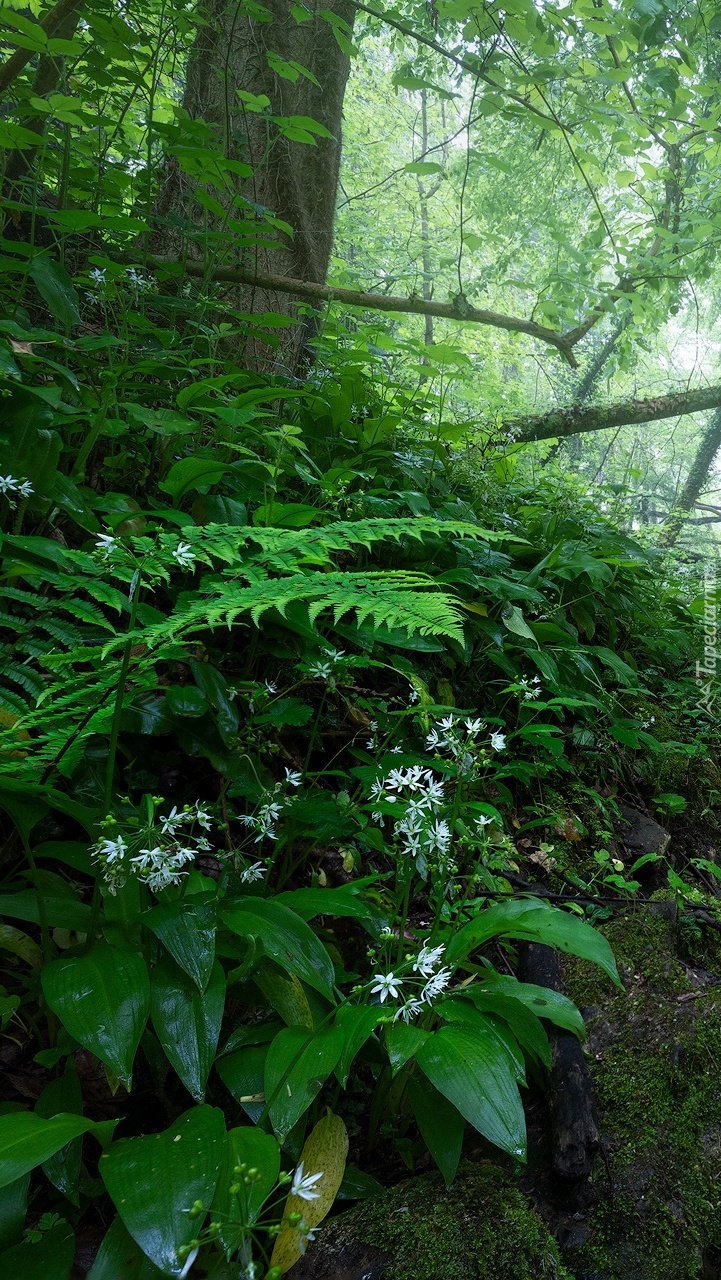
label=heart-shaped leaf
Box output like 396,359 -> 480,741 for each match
99,1105 -> 226,1276
42,945 -> 150,1089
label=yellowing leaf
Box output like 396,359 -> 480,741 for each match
0,923 -> 42,968
255,966 -> 314,1029
270,1111 -> 348,1274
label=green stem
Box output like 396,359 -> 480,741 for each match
82,568 -> 143,952
21,833 -> 52,965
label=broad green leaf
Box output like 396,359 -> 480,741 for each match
150,956 -> 225,1101
502,604 -> 538,641
36,1069 -> 84,1202
264,1025 -> 344,1140
416,1025 -> 526,1159
0,892 -> 91,933
189,660 -> 238,743
384,1023 -> 429,1075
444,898 -> 620,985
0,1174 -> 29,1249
468,974 -> 587,1038
221,898 -> 335,1000
275,879 -> 385,925
42,946 -> 150,1089
216,1046 -> 267,1122
404,160 -> 444,175
0,1112 -> 98,1189
334,1005 -> 384,1086
211,1126 -> 280,1253
407,1073 -> 464,1187
99,1105 -> 226,1277
440,995 -> 551,1069
28,257 -> 80,328
255,964 -> 314,1029
271,1112 -> 348,1274
159,458 -> 229,502
87,1216 -> 164,1279
142,898 -> 216,991
0,923 -> 41,968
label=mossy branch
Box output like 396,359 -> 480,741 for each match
503,383 -> 721,443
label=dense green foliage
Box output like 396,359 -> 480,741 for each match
0,0 -> 719,1276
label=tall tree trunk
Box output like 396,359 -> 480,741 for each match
658,409 -> 721,547
2,0 -> 83,242
153,0 -> 355,374
417,90 -> 435,355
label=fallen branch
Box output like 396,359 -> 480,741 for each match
143,256 -> 580,364
502,383 -> 721,443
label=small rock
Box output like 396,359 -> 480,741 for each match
616,805 -> 670,857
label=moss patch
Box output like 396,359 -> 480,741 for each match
563,906 -> 721,1280
301,1162 -> 572,1280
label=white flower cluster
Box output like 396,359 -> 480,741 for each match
126,266 -> 156,294
0,474 -> 33,505
303,646 -> 347,684
238,768 -> 302,846
370,939 -> 452,1023
91,801 -> 214,894
369,764 -> 450,875
424,714 -> 506,774
518,675 -> 542,700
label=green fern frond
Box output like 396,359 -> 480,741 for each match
156,515 -> 499,571
108,568 -> 466,652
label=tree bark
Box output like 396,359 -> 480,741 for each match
152,0 -> 355,375
518,942 -> 599,1182
2,0 -> 82,240
658,408 -> 721,547
503,383 -> 721,444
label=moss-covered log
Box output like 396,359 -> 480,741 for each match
504,384 -> 721,443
